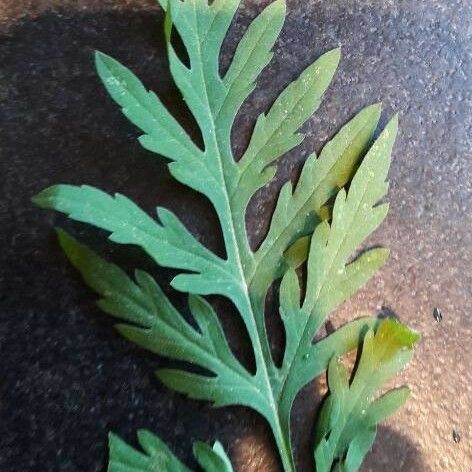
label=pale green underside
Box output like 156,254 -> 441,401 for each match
32,1 -> 419,471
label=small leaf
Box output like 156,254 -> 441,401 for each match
221,0 -> 286,129
342,426 -> 377,472
108,430 -> 191,472
276,117 -> 397,414
95,50 -> 201,162
57,230 -> 263,412
108,430 -> 234,472
303,116 -> 398,317
234,48 -> 341,204
313,319 -> 420,472
252,104 -> 382,293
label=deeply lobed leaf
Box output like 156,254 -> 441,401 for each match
95,50 -> 201,163
33,186 -> 237,298
250,104 -> 382,295
57,229 -> 265,412
108,430 -> 233,472
32,1 -> 419,471
276,116 -> 398,413
313,319 -> 420,472
233,48 -> 341,208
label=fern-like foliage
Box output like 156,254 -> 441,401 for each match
109,430 -> 234,472
314,319 -> 420,472
32,1 -> 419,471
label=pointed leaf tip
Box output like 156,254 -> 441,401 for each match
94,50 -> 113,71
356,103 -> 382,126
327,46 -> 342,64
382,113 -> 399,140
314,47 -> 341,77
367,101 -> 382,115
55,227 -> 75,254
377,318 -> 420,348
31,187 -> 50,208
272,0 -> 287,15
94,49 -> 103,61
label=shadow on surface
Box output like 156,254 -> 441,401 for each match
361,426 -> 431,472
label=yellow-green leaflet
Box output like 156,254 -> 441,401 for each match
314,319 -> 420,472
32,1 -> 418,471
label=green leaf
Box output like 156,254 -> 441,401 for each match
313,319 -> 420,472
275,115 -> 397,406
233,48 -> 340,206
33,2 -> 419,471
221,0 -> 286,133
303,117 -> 398,318
340,426 -> 377,472
95,50 -> 202,163
108,430 -> 233,472
34,186 -> 237,298
108,430 -> 191,472
57,229 -> 264,412
193,441 -> 234,472
251,104 -> 382,294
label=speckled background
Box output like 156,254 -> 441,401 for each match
0,0 -> 470,471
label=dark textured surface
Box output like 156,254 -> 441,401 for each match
0,0 -> 470,471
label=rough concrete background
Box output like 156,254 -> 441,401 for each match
0,0 -> 470,471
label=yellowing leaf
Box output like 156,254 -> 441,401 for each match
314,319 -> 420,472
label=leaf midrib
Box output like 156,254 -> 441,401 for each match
187,3 -> 291,465
146,316 -> 254,384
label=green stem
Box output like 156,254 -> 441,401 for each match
207,111 -> 295,472
271,412 -> 295,472
220,189 -> 296,472
239,292 -> 295,472
189,33 -> 295,471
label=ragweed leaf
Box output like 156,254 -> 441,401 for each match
108,430 -> 233,472
233,48 -> 340,207
221,0 -> 286,134
34,185 -> 237,297
33,1 -> 418,471
108,430 -> 190,472
267,116 -> 397,466
58,230 -> 264,412
314,319 -> 420,472
95,50 -> 201,163
279,115 -> 397,382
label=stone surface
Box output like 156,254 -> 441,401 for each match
0,0 -> 470,471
